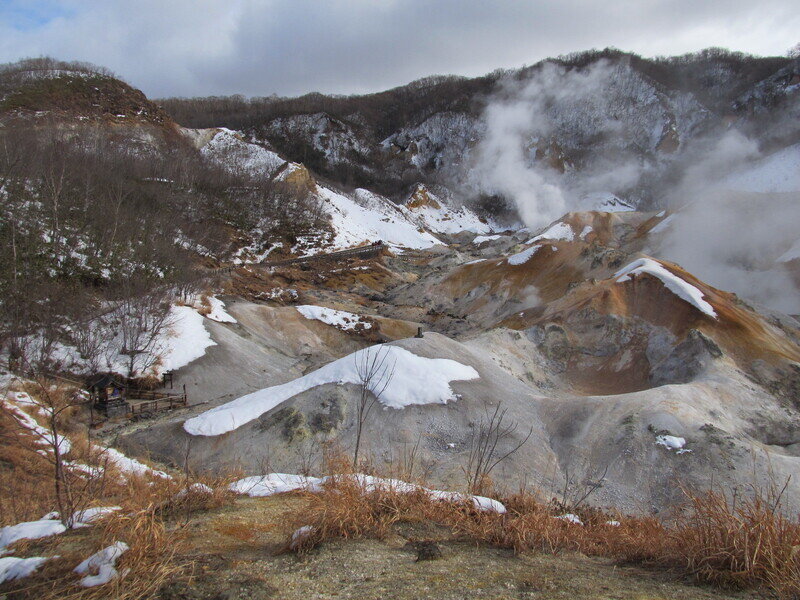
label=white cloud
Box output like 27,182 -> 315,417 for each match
0,0 -> 797,97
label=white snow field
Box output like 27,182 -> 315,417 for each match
102,446 -> 172,480
184,345 -> 479,436
155,305 -> 216,375
0,519 -> 66,553
204,296 -> 237,323
195,128 -> 285,178
615,258 -> 717,319
229,473 -> 323,497
472,234 -> 501,244
1,399 -> 72,455
401,188 -> 493,235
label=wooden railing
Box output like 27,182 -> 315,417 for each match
128,387 -> 188,416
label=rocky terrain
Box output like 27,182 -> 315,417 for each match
2,50 -> 800,517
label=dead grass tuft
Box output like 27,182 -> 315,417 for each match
667,487 -> 800,597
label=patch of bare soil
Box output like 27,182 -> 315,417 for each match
157,496 -> 760,600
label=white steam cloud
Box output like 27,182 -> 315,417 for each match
654,131 -> 800,314
468,59 -> 800,314
470,60 -> 652,229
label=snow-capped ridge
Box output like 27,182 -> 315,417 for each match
615,258 -> 717,318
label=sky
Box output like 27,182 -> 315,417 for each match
0,0 -> 797,99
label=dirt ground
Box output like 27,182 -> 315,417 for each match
157,496 -> 759,600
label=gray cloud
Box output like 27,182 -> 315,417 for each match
0,0 -> 797,97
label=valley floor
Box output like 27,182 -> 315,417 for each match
165,496 -> 758,600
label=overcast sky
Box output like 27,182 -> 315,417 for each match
0,0 -> 797,98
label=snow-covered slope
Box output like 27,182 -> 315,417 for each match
320,187 -> 442,250
722,144 -> 800,193
186,127 -> 286,178
183,128 -> 496,253
400,185 -> 493,235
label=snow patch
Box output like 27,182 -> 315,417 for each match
204,297 -> 236,323
184,346 -> 479,436
472,235 -> 501,244
655,434 -> 690,452
0,556 -> 52,583
156,305 -> 216,374
0,519 -> 66,552
296,305 -> 372,332
71,507 -> 120,527
102,447 -> 171,480
74,542 -> 129,587
1,399 -> 72,455
228,473 -> 506,513
320,187 -> 441,251
229,473 -> 323,497
556,513 -> 583,525
507,245 -> 541,266
615,258 -> 717,319
528,221 -> 574,243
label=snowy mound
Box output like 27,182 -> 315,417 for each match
183,345 -> 480,436
196,128 -> 285,178
615,258 -> 717,318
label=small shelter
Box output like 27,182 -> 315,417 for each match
85,373 -> 130,418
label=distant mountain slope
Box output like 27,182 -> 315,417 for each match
158,49 -> 798,204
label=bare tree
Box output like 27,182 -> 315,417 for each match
352,346 -> 396,469
463,403 -> 532,495
1,377 -> 109,527
114,290 -> 173,378
553,447 -> 611,512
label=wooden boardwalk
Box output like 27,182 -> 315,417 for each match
209,242 -> 385,275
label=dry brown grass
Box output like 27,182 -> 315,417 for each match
281,475 -> 800,598
0,470 -> 238,599
668,488 -> 800,597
